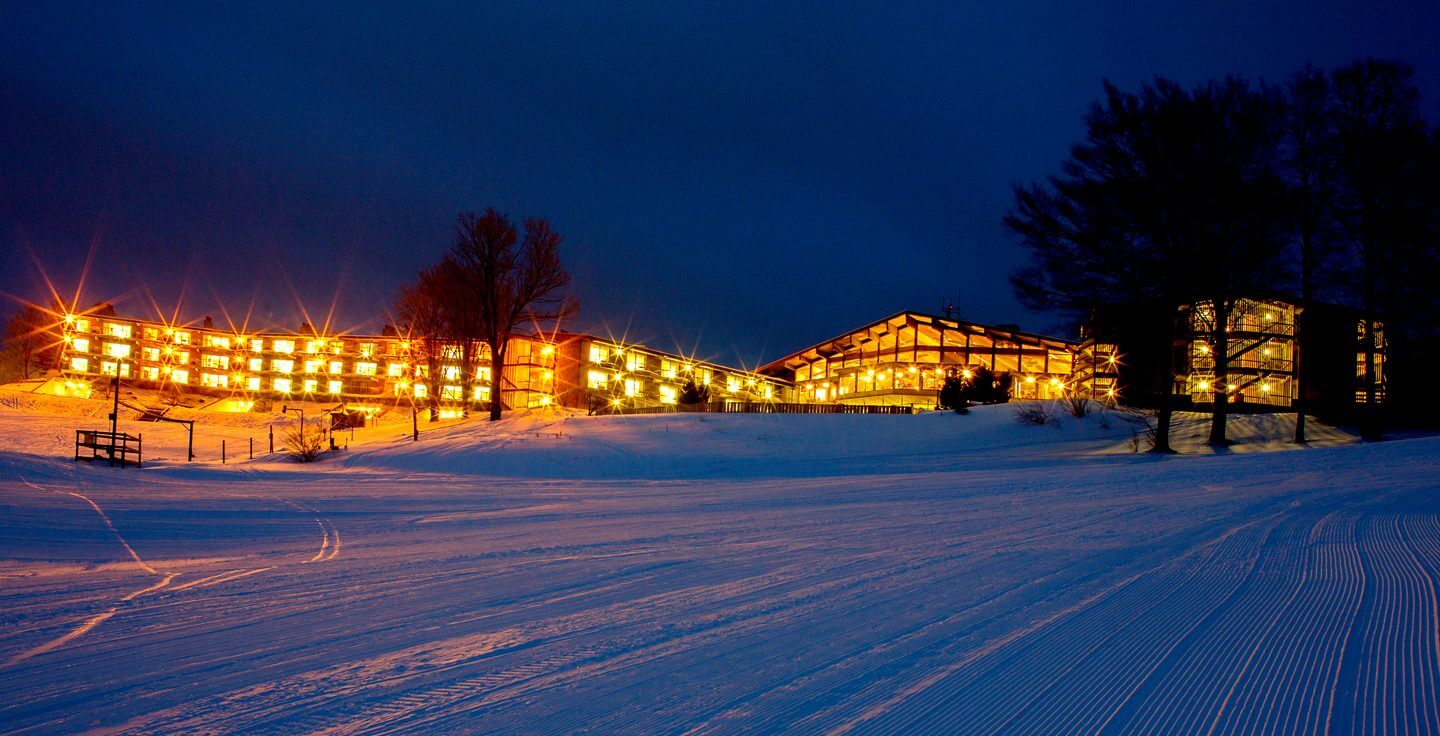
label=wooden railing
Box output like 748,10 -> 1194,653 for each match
75,430 -> 143,468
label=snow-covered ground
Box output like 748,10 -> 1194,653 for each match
1,392 -> 1437,734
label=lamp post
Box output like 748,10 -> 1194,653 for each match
282,405 -> 305,445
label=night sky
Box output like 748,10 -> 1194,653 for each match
3,3 -> 1437,367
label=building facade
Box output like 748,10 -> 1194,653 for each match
758,312 -> 1076,408
53,311 -> 786,414
1070,297 -> 1385,417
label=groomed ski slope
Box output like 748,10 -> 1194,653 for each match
0,405 -> 1437,734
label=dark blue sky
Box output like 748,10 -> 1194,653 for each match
3,2 -> 1437,366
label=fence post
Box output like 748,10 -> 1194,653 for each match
269,424 -> 274,453
250,436 -> 254,460
222,439 -> 226,464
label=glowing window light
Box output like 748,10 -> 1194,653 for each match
1227,384 -> 1237,391
626,353 -> 645,371
1260,383 -> 1272,392
172,331 -> 191,345
661,360 -> 678,379
588,370 -> 608,388
73,318 -> 91,333
727,377 -> 740,393
659,385 -> 677,404
104,342 -> 131,359
763,385 -> 773,399
272,359 -> 294,374
201,373 -> 228,388
72,338 -> 90,353
472,385 -> 490,401
205,335 -> 231,349
274,377 -> 293,393
247,357 -> 262,371
386,362 -> 404,377
63,314 -> 75,324
438,408 -> 462,419
300,379 -> 316,393
1024,375 -> 1036,384
625,378 -> 641,397
442,365 -> 461,381
413,384 -> 428,398
540,344 -> 555,356
170,369 -> 189,384
249,339 -> 264,352
477,366 -> 491,381
962,369 -> 973,379
908,366 -> 918,374
304,359 -> 323,374
174,351 -> 190,364
588,345 -> 609,363
70,357 -> 89,372
104,322 -> 132,339
358,342 -> 376,358
355,361 -> 378,376
141,366 -> 161,381
273,339 -> 295,354
539,395 -> 553,406
305,340 -> 325,354
1198,380 -> 1210,390
247,376 -> 262,391
330,360 -> 344,374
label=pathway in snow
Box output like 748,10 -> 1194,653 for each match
0,431 -> 1436,734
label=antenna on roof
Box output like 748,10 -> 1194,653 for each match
942,288 -> 961,319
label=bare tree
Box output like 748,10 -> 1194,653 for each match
450,209 -> 576,421
1,304 -> 62,381
394,263 -> 451,421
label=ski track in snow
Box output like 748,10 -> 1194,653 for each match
0,413 -> 1438,734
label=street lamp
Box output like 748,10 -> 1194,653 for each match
282,404 -> 305,442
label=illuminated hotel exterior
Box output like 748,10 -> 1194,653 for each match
52,300 -> 1379,415
54,311 -> 787,412
758,312 -> 1077,406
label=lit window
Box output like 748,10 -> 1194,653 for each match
472,385 -> 490,401
763,385 -> 773,399
355,361 -> 378,376
626,353 -> 645,371
101,361 -> 117,376
659,385 -> 677,404
249,357 -> 263,371
175,351 -> 190,365
359,342 -> 376,358
442,384 -> 462,400
305,340 -> 325,354
413,384 -> 428,398
303,379 -> 318,393
304,359 -> 323,374
172,331 -> 191,345
328,380 -> 343,394
477,366 -> 492,381
697,368 -> 711,385
73,318 -> 91,333
661,360 -> 678,379
443,365 -> 461,381
274,377 -> 293,393
141,366 -> 160,381
72,338 -> 91,353
70,357 -> 89,372
816,388 -> 828,401
588,370 -> 608,388
589,345 -> 609,363
141,346 -> 160,361
331,360 -> 344,374
170,369 -> 189,384
727,377 -> 740,393
540,344 -> 555,356
104,342 -> 131,359
202,354 -> 230,369
625,378 -> 640,397
247,376 -> 262,391
201,373 -> 228,388
387,362 -> 405,377
104,322 -> 133,339
273,339 -> 295,354
250,339 -> 264,352
142,326 -> 159,340
272,359 -> 294,374
205,335 -> 231,349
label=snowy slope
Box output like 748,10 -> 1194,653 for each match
0,395 -> 1435,735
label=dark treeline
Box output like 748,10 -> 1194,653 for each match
1007,58 -> 1440,450
394,208 -> 575,422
